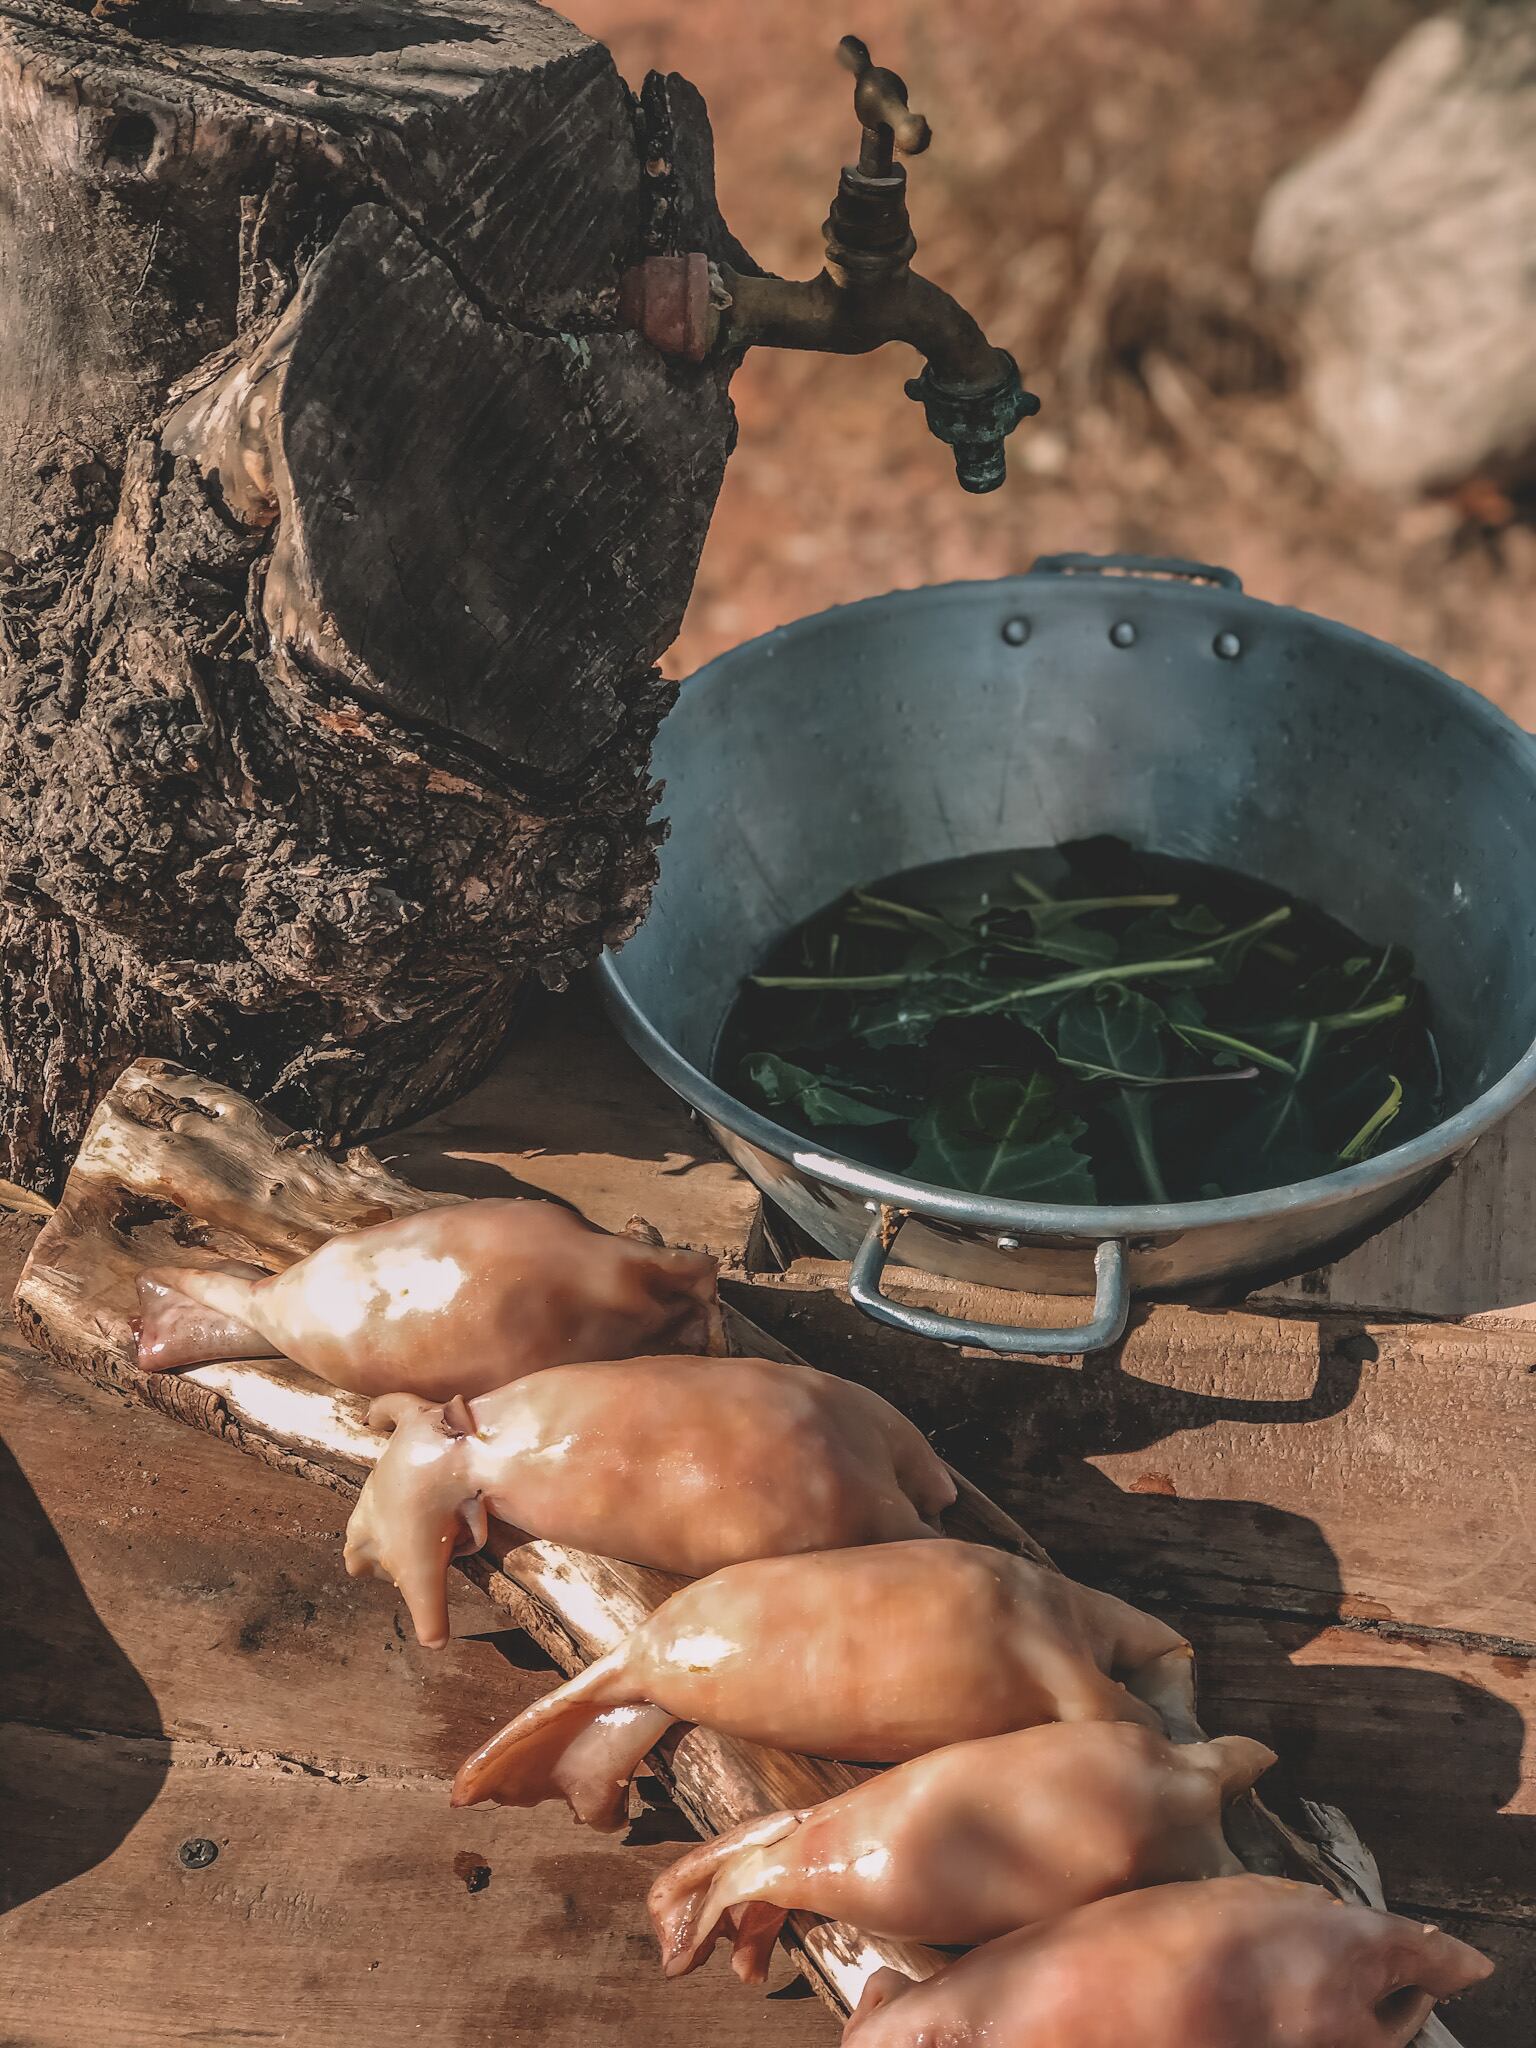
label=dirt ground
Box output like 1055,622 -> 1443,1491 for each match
574,0 -> 1536,724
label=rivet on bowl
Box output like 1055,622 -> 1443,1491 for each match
1214,630 -> 1243,660
1001,617 -> 1030,646
1110,620 -> 1137,648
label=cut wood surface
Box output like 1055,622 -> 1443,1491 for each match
0,0 -> 743,1189
8,1053 -> 1456,2036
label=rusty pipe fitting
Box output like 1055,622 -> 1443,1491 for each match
619,37 -> 1035,492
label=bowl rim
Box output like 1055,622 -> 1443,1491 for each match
602,574 -> 1536,1239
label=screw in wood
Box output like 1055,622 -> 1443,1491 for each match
178,1837 -> 219,1870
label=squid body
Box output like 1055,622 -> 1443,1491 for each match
132,1198 -> 720,1397
344,1355 -> 957,1648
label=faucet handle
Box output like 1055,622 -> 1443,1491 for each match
838,35 -> 931,164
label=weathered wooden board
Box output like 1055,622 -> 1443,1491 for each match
734,1266 -> 1536,1648
9,1056 -> 1434,2032
1255,1090 -> 1536,1323
377,988 -> 761,1262
0,1312 -> 832,2047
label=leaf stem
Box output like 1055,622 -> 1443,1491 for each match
1175,904 -> 1291,958
757,954 -> 1218,1004
1118,1090 -> 1170,1202
1338,1074 -> 1404,1162
1011,893 -> 1178,919
1177,1025 -> 1296,1077
1312,993 -> 1409,1032
753,970 -> 915,990
986,955 -> 1218,1008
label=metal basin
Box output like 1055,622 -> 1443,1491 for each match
599,554 -> 1536,1353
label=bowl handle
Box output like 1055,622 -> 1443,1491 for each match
848,1215 -> 1130,1357
1029,550 -> 1242,592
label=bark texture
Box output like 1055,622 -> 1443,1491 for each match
1255,4 -> 1536,493
0,0 -> 742,1187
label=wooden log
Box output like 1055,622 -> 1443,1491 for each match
0,0 -> 742,1191
13,1058 -> 1465,2037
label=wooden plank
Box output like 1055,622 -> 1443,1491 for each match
1189,1619 -> 1536,1926
1254,1091 -> 1536,1324
0,1326 -> 525,1781
0,1723 -> 819,2048
10,1058 -> 1419,2030
731,1268 -> 1536,1648
379,985 -> 761,1267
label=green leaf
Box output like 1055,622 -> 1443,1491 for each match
848,967 -> 994,1049
742,1053 -> 909,1128
908,1071 -> 1096,1202
1172,902 -> 1223,935
1161,988 -> 1208,1030
1054,986 -> 1169,1083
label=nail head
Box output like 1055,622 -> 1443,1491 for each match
996,1234 -> 1020,1251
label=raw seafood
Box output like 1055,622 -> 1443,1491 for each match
132,1199 -> 721,1397
840,1874 -> 1491,2048
648,1721 -> 1274,1982
344,1356 -> 957,1648
451,1539 -> 1196,1830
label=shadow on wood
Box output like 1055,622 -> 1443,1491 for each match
730,1275 -> 1533,2043
0,1436 -> 168,1914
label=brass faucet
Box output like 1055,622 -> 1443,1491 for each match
619,36 -> 1038,492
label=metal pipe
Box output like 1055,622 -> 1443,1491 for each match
618,35 -> 1038,493
714,266 -> 1007,394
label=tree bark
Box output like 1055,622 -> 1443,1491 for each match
0,0 -> 744,1188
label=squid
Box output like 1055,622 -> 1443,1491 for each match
344,1356 -> 957,1648
841,1874 -> 1492,2048
132,1198 -> 720,1398
450,1539 -> 1196,1830
648,1721 -> 1275,1982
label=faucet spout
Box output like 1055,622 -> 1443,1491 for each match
618,36 -> 1038,493
714,266 -> 1037,494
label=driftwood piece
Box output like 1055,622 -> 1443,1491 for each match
1255,6 -> 1536,493
0,0 -> 742,1191
13,1059 -> 1462,2036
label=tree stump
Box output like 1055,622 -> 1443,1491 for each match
1254,4 -> 1536,494
0,0 -> 745,1189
